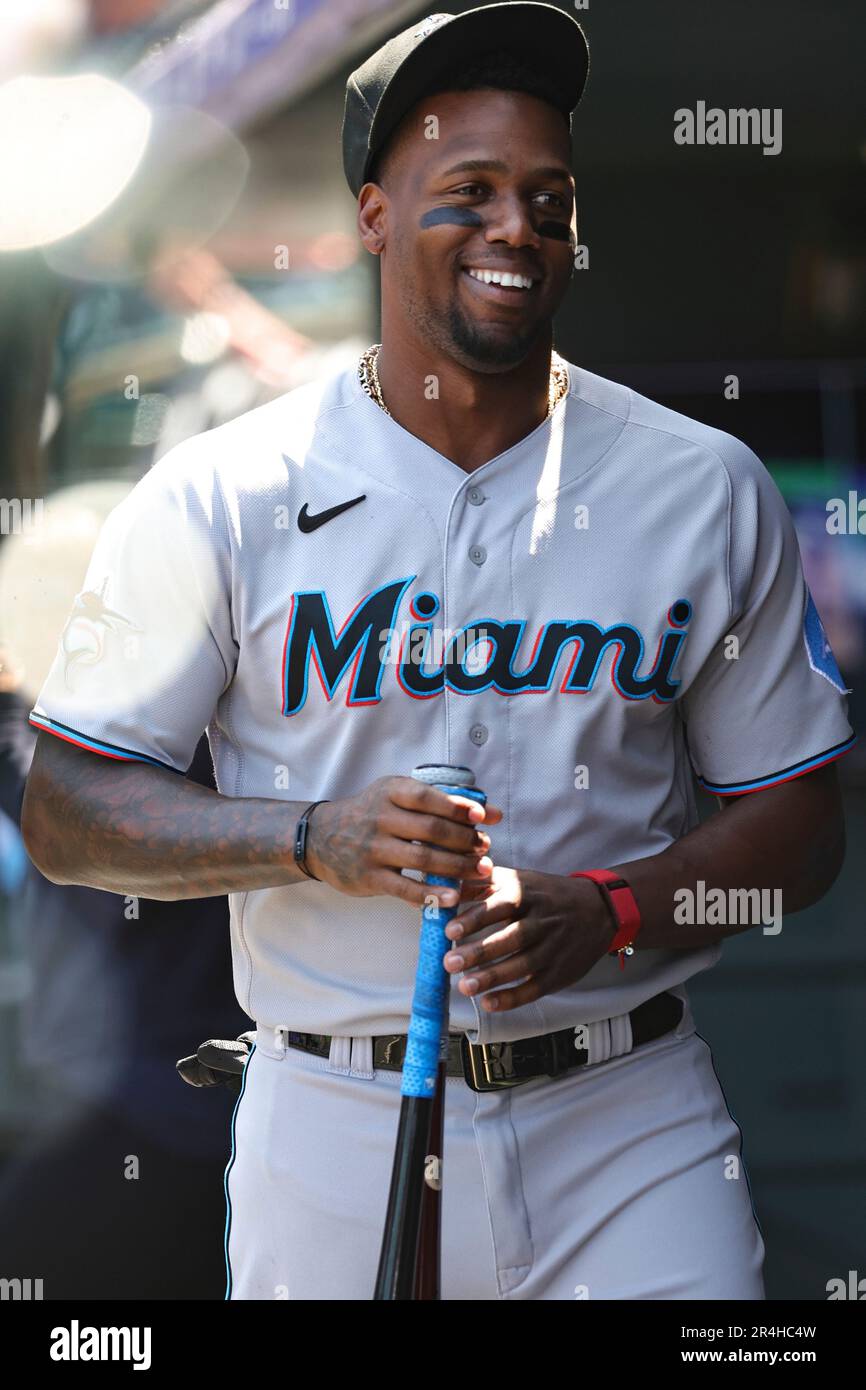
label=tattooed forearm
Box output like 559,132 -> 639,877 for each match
21,736 -> 501,908
21,732 -> 311,900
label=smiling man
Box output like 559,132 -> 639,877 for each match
22,4 -> 856,1301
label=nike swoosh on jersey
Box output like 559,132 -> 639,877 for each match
297,496 -> 366,533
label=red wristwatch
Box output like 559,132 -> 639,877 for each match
570,868 -> 642,969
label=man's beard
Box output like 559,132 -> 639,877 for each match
446,300 -> 544,368
404,279 -> 547,369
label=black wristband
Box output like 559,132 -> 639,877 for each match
294,801 -> 329,881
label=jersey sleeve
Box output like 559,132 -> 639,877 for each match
680,439 -> 856,795
30,440 -> 237,774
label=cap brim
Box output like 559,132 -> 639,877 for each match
367,3 -> 589,186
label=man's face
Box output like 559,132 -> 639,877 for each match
368,87 -> 576,371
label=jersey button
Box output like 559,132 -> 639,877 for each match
467,487 -> 485,506
469,723 -> 489,747
469,544 -> 487,566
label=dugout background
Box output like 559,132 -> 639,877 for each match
0,0 -> 863,1300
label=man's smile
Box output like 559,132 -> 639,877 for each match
461,264 -> 540,306
465,267 -> 536,289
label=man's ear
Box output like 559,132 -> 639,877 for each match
357,183 -> 387,256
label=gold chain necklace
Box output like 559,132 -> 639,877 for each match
358,344 -> 569,420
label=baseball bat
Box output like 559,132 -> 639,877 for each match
374,764 -> 486,1301
412,964 -> 451,1299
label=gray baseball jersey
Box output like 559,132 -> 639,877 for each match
31,359 -> 856,1044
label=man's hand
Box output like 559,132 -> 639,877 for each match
305,775 -> 502,909
441,868 -> 615,1012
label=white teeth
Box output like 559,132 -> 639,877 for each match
467,268 -> 535,290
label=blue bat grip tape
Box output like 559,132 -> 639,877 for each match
401,782 -> 487,1098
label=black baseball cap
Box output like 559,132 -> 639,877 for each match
341,4 -> 590,198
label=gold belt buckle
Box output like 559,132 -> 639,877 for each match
461,1037 -> 524,1092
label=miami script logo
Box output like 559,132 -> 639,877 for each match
280,578 -> 692,716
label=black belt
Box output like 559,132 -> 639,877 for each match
284,991 -> 683,1093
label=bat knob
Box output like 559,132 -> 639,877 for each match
411,764 -> 476,787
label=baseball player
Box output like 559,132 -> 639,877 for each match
22,4 -> 855,1301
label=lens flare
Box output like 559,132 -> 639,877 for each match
0,74 -> 151,251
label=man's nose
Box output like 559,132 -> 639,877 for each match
482,194 -> 542,248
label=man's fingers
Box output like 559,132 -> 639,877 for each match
477,976 -> 545,1013
377,835 -> 493,883
385,807 -> 490,857
386,777 -> 503,828
444,920 -> 526,973
459,947 -> 538,996
372,868 -> 461,909
458,877 -> 495,905
445,892 -> 523,941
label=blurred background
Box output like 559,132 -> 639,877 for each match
0,0 -> 862,1300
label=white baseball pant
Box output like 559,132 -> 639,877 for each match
224,991 -> 765,1300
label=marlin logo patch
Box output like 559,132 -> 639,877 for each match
61,578 -> 141,688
